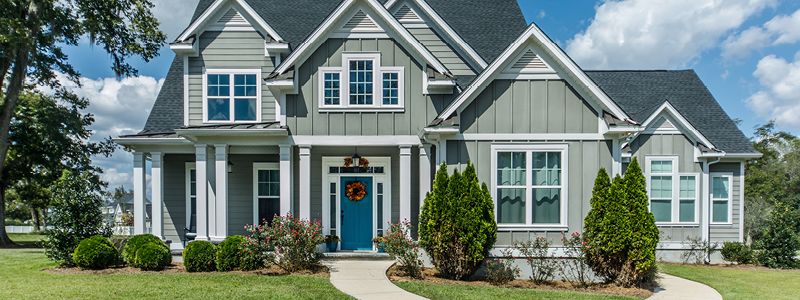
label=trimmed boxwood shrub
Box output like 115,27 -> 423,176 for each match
72,236 -> 119,270
135,242 -> 172,271
721,242 -> 754,264
122,234 -> 167,267
183,240 -> 216,272
216,235 -> 246,271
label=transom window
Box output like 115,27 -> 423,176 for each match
318,53 -> 404,110
205,71 -> 260,122
492,145 -> 568,228
646,157 -> 698,224
711,173 -> 732,224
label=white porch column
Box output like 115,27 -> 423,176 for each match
399,145 -> 412,222
611,138 -> 622,177
132,152 -> 147,234
194,145 -> 209,241
419,144 -> 432,210
151,152 -> 164,239
701,160 -> 710,243
299,145 -> 311,220
214,144 -> 228,239
279,145 -> 293,215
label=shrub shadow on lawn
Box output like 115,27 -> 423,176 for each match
45,262 -> 331,278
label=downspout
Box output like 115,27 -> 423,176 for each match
703,157 -> 722,264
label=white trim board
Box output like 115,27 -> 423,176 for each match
176,0 -> 284,43
639,102 -> 716,150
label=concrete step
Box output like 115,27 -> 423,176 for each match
322,251 -> 393,261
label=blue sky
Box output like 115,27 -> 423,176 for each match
60,0 -> 800,189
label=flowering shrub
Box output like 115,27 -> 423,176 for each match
383,220 -> 423,278
559,231 -> 593,287
242,223 -> 270,270
264,214 -> 324,272
485,249 -> 519,286
515,237 -> 556,284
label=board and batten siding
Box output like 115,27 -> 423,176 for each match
460,80 -> 599,134
445,140 -> 613,246
709,162 -> 742,243
286,38 -> 451,136
187,31 -> 277,126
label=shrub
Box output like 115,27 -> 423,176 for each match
242,224 -> 270,271
618,158 -> 660,286
72,236 -> 119,270
584,169 -> 626,282
383,220 -> 423,279
559,231 -> 593,288
264,214 -> 324,272
135,242 -> 171,271
682,236 -> 719,264
756,203 -> 800,269
44,170 -> 111,266
515,237 -> 557,284
216,235 -> 246,272
122,234 -> 168,267
721,242 -> 754,264
419,162 -> 496,280
183,240 -> 217,272
485,249 -> 519,286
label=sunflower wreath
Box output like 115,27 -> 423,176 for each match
345,181 -> 368,201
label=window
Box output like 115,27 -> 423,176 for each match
205,71 -> 260,122
646,157 -> 698,224
318,54 -> 403,109
185,163 -> 196,233
492,145 -> 567,228
711,174 -> 732,224
254,163 -> 280,226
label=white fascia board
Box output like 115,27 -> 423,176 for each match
274,0 -> 449,76
438,23 -> 630,122
722,153 -> 762,159
642,102 -> 716,149
176,0 -> 284,43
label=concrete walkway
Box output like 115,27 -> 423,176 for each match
324,260 -> 427,300
648,273 -> 722,300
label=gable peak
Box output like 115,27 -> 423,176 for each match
393,3 -> 423,23
340,9 -> 383,32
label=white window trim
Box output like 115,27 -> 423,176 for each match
710,172 -> 733,225
490,144 -> 569,230
645,156 -> 700,225
252,162 -> 280,225
185,162 -> 196,231
202,69 -> 262,123
317,53 -> 404,112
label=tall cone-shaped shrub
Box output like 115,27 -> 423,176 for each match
618,158 -> 659,286
419,162 -> 496,280
584,171 -> 630,282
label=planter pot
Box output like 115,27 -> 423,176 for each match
326,242 -> 338,252
377,243 -> 385,253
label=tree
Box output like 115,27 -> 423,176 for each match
619,158 -> 659,286
756,201 -> 800,269
0,0 -> 164,246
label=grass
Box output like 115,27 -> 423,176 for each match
8,233 -> 46,247
395,281 -> 638,300
0,248 -> 351,299
660,263 -> 800,300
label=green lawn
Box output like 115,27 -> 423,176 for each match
395,281 -> 638,300
0,248 -> 351,299
8,233 -> 46,247
661,263 -> 800,300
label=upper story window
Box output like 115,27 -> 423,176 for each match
319,53 -> 404,111
204,70 -> 261,123
645,157 -> 699,224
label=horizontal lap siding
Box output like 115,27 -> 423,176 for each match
460,80 -> 599,134
445,140 -> 612,246
709,162 -> 742,242
188,31 -> 276,126
406,27 -> 475,76
287,38 -> 444,136
227,154 -> 279,235
163,154 -> 195,243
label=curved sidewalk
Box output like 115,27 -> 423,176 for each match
323,260 -> 427,300
648,273 -> 722,300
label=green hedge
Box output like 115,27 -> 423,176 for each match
122,234 -> 167,267
721,242 -> 754,264
216,236 -> 245,271
72,236 -> 119,270
135,242 -> 172,271
183,241 -> 216,272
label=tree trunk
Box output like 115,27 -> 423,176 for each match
31,207 -> 41,232
0,186 -> 12,247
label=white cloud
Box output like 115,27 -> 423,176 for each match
152,0 -> 201,41
746,52 -> 800,129
722,9 -> 800,60
566,0 -> 775,69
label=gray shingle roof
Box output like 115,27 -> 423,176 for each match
141,57 -> 184,133
586,70 -> 755,153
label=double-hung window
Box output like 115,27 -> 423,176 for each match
492,144 -> 568,228
205,71 -> 260,122
646,157 -> 698,224
318,53 -> 403,110
711,173 -> 732,224
253,163 -> 280,226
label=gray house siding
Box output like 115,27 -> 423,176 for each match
286,38 -> 450,136
407,27 -> 476,76
162,154 -> 194,243
709,162 -> 742,243
460,80 -> 599,134
187,30 -> 277,126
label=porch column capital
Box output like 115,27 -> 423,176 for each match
151,152 -> 164,239
132,152 -> 147,235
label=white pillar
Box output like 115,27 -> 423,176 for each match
399,145 -> 412,222
611,138 -> 622,177
279,145 -> 293,216
133,152 -> 147,235
194,145 -> 209,241
299,145 -> 311,220
701,160 -> 710,243
214,144 -> 228,239
419,144 -> 432,211
151,152 -> 164,239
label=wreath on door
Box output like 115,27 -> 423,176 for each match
345,181 -> 368,201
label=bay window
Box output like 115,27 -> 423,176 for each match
711,173 -> 732,224
318,53 -> 403,110
204,71 -> 260,122
646,157 -> 698,224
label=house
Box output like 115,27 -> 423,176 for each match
115,0 -> 760,260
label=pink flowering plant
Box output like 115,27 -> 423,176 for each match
560,231 -> 593,287
242,222 -> 271,270
383,220 -> 424,278
264,214 -> 324,272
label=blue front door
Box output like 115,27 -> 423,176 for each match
340,176 -> 373,250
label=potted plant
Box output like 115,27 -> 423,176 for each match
373,236 -> 385,253
324,235 -> 339,252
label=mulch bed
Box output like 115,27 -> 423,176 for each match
387,264 -> 653,299
46,263 -> 331,278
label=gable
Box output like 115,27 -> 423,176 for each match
216,8 -> 249,28
176,0 -> 283,43
338,10 -> 382,33
505,47 -> 555,74
392,2 -> 423,24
